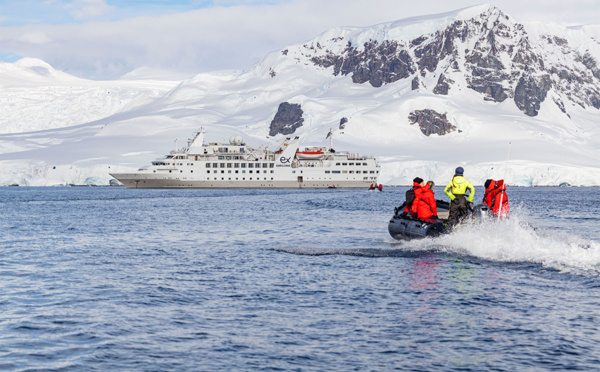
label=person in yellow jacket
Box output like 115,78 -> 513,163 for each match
444,167 -> 475,226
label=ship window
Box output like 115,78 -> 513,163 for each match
191,170 -> 193,173
235,170 -> 239,174
220,163 -> 225,168
221,170 -> 225,174
349,163 -> 354,166
207,170 -> 210,174
213,163 -> 218,168
243,178 -> 245,180
153,170 -> 156,173
218,156 -> 224,160
263,170 -> 267,174
262,163 -> 267,168
169,170 -> 172,173
270,170 -> 274,174
342,163 -> 347,166
206,163 -> 211,168
241,163 -> 246,168
269,163 -> 274,168
249,170 -> 253,173
250,177 -> 252,180
242,170 -> 246,173
180,170 -> 183,173
370,171 -> 374,174
227,163 -> 232,168
271,178 -> 273,180
214,170 -> 217,173
292,171 -> 296,174
234,163 -> 239,168
363,163 -> 367,166
349,171 -> 354,174
336,163 -> 340,165
325,171 -> 330,174
248,163 -> 254,168
342,171 -> 348,174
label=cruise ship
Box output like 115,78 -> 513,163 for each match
110,129 -> 381,189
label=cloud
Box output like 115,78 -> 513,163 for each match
17,31 -> 53,44
64,0 -> 114,20
0,0 -> 598,79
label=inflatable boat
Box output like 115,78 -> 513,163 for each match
388,200 -> 490,240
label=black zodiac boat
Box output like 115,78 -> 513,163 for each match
388,200 -> 490,240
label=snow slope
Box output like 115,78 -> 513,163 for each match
0,5 -> 599,186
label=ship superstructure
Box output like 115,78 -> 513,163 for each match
110,128 -> 380,188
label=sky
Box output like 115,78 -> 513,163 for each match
1,0 -> 599,80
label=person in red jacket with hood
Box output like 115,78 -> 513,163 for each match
483,179 -> 509,217
403,177 -> 424,216
413,181 -> 438,220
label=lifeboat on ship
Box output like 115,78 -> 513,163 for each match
296,148 -> 326,160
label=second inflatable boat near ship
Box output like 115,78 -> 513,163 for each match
110,128 -> 381,188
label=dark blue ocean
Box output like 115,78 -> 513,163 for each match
1,186 -> 599,371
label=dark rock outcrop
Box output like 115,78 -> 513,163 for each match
514,74 -> 552,116
311,40 -> 415,87
433,74 -> 454,95
269,102 -> 304,136
411,76 -> 420,90
339,117 -> 348,129
409,109 -> 456,136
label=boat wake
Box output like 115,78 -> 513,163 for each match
395,210 -> 600,275
276,207 -> 600,276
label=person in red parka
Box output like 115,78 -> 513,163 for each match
414,180 -> 438,220
483,179 -> 509,217
404,177 -> 424,216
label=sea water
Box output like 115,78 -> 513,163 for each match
0,186 -> 599,371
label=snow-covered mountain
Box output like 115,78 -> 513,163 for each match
1,4 -> 599,186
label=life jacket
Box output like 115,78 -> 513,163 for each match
445,175 -> 475,202
483,179 -> 509,217
415,186 -> 437,219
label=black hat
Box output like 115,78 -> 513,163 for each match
484,179 -> 492,189
455,167 -> 464,175
413,177 -> 423,184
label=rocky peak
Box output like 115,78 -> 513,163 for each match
272,5 -> 600,118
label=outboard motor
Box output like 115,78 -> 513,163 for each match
471,203 -> 490,219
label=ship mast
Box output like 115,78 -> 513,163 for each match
326,128 -> 334,151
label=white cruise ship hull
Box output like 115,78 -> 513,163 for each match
110,129 -> 381,189
110,175 -> 373,189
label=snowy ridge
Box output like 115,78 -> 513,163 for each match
0,5 -> 599,186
